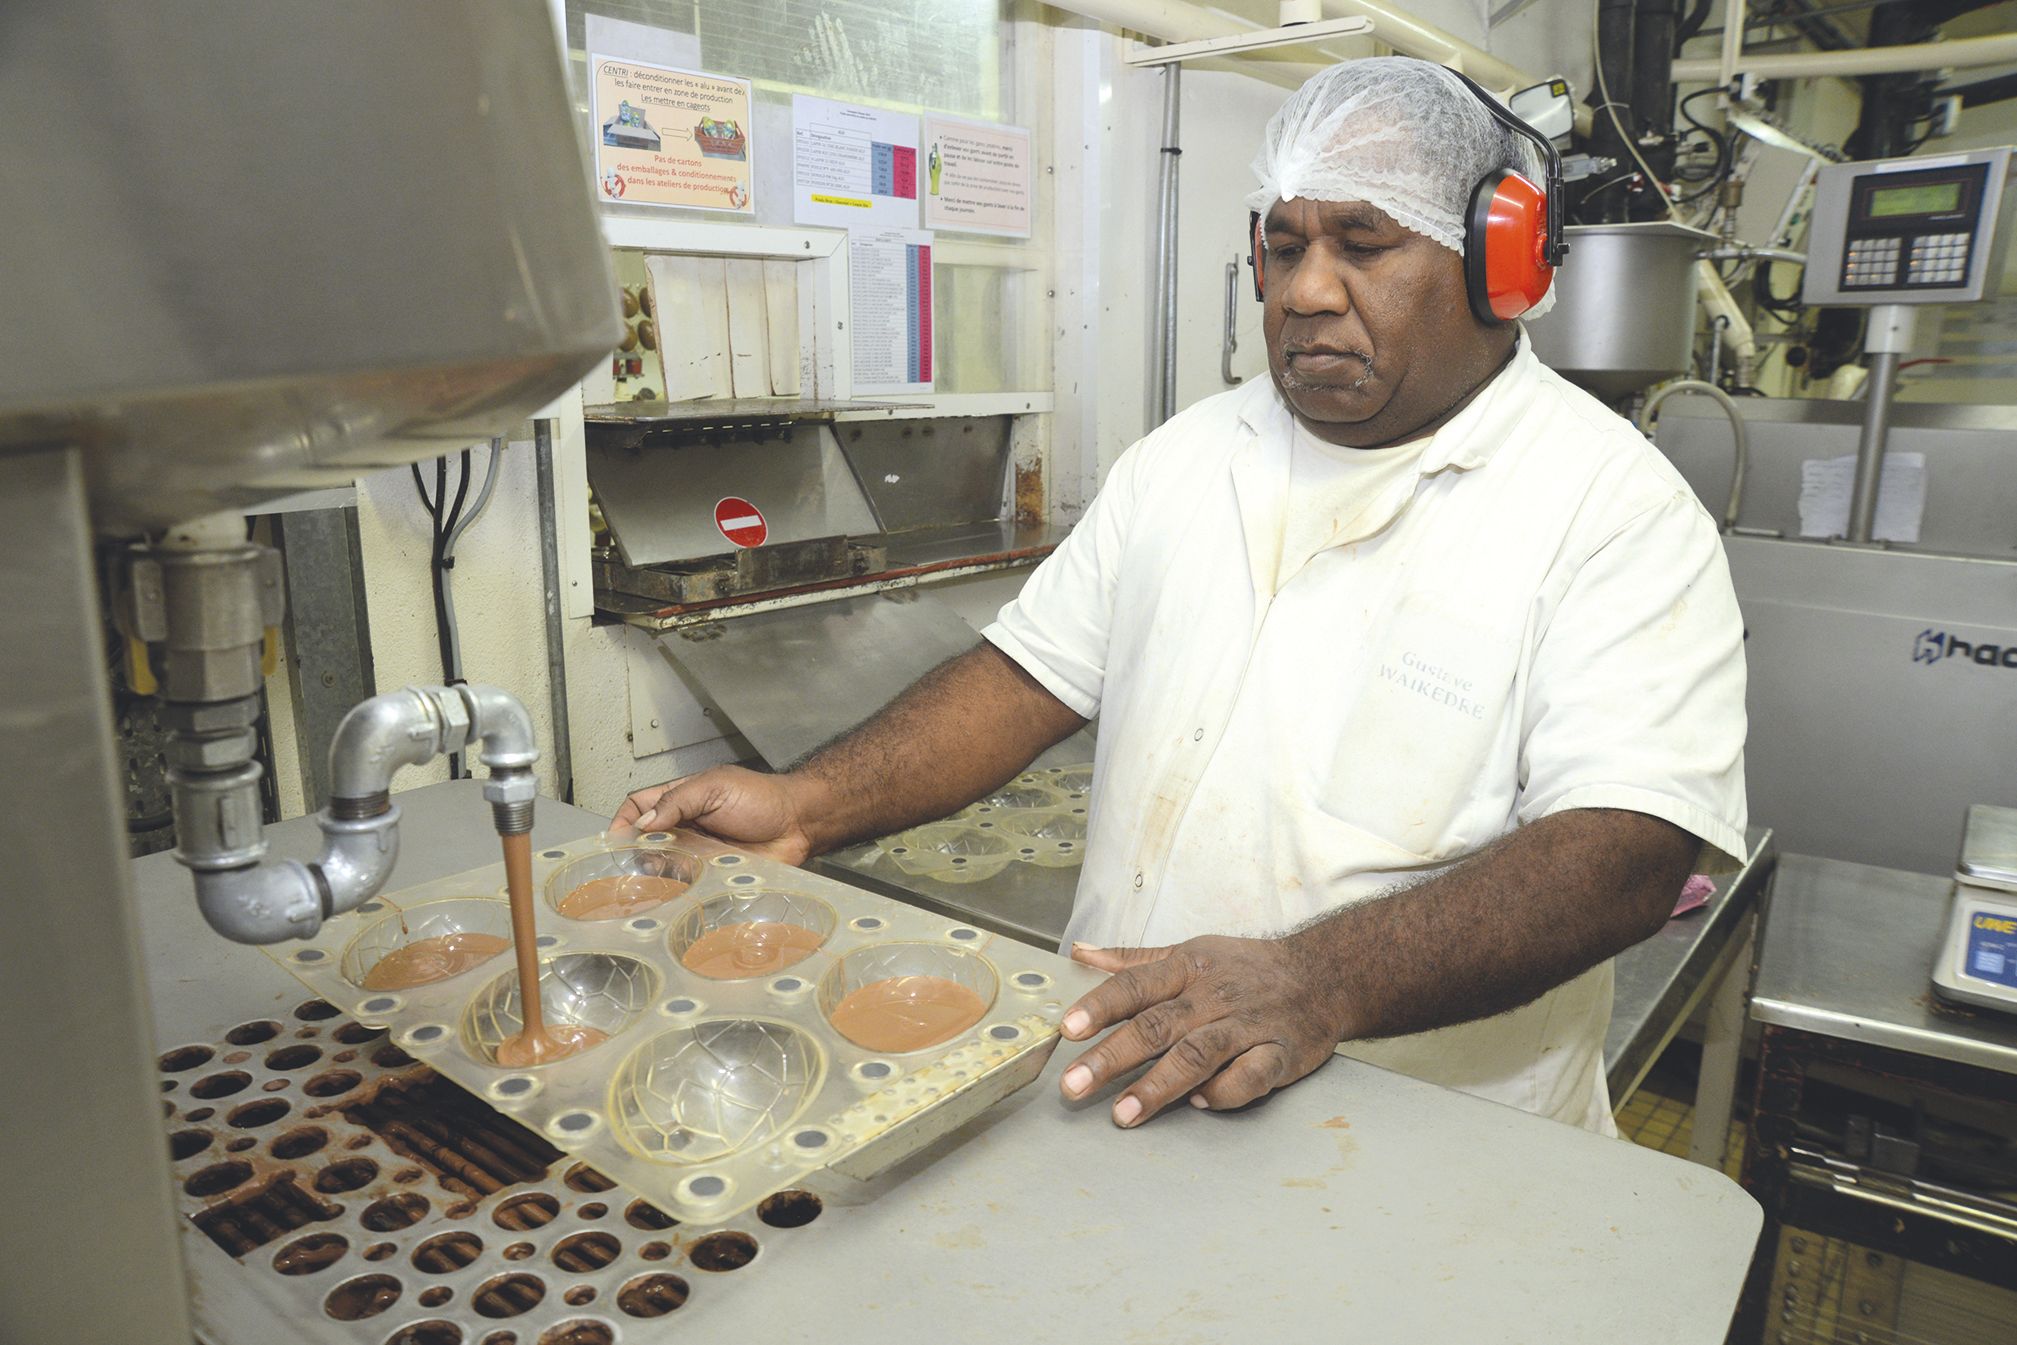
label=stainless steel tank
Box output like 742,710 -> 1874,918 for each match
1524,222 -> 1715,402
0,0 -> 623,532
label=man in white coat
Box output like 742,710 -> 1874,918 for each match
617,58 -> 1747,1135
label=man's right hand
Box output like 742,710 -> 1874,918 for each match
612,766 -> 820,865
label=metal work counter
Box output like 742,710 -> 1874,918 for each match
136,783 -> 1761,1345
1753,853 -> 2017,1075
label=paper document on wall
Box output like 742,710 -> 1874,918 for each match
922,114 -> 1032,238
1796,452 -> 1927,543
792,95 -> 920,230
849,229 -> 933,395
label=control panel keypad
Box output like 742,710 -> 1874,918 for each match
1842,236 -> 1899,287
1907,231 -> 1971,284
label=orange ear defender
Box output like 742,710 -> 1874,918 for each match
1246,70 -> 1568,324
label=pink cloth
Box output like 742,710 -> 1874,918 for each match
1671,874 -> 1716,918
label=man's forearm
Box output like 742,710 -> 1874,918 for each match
1287,808 -> 1697,1043
785,641 -> 1086,854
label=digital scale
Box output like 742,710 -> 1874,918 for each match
1932,804 -> 2017,1015
1803,146 -> 2015,306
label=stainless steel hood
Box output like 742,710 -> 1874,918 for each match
0,0 -> 623,531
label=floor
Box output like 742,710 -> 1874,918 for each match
1615,1043 -> 1749,1182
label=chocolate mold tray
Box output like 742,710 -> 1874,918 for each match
878,764 -> 1093,878
261,827 -> 1104,1226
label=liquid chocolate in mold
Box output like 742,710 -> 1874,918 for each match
494,1023 -> 608,1068
361,933 -> 513,990
827,976 -> 988,1053
679,922 -> 824,980
556,875 -> 690,921
497,833 -> 574,1067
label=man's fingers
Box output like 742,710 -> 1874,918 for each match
1058,994 -> 1205,1102
1194,1042 -> 1291,1111
1058,950 -> 1194,1041
611,784 -> 671,832
1104,1022 -> 1245,1127
1069,942 -> 1174,972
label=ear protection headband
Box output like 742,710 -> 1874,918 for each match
1247,71 -> 1568,325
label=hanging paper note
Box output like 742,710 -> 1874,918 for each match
849,229 -> 934,395
590,55 -> 755,213
792,95 -> 921,230
922,114 -> 1033,238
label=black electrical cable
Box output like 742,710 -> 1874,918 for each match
1671,86 -> 1733,206
411,451 -> 474,777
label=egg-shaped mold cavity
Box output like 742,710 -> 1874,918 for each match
885,823 -> 1018,884
980,780 -> 1064,811
339,898 -> 515,991
994,809 -> 1089,867
1048,765 -> 1093,794
816,943 -> 999,1055
545,845 -> 701,923
667,890 -> 836,982
609,1019 -> 826,1166
460,954 -> 658,1067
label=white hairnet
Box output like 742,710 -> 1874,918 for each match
1248,57 -> 1555,316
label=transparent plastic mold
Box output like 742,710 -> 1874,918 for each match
543,844 -> 701,921
882,822 -> 1018,883
261,828 -> 1103,1224
667,889 -> 836,981
339,896 -> 514,990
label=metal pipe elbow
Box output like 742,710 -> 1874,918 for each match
192,860 -> 323,945
328,687 -> 464,804
460,682 -> 538,771
316,809 -> 402,919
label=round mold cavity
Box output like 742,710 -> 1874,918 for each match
624,1200 -> 677,1231
1050,765 -> 1093,793
757,1189 -> 823,1229
1011,970 -> 1052,992
666,889 -> 835,982
386,1322 -> 463,1345
169,1128 -> 212,1161
885,822 -> 1019,883
688,1231 -> 759,1273
562,1164 -> 615,1193
981,780 -> 1065,811
618,1273 -> 689,1317
304,1069 -> 363,1098
323,1273 -> 401,1321
184,1160 -> 252,1198
460,953 -> 658,1067
815,942 -> 999,1055
271,1126 -> 329,1160
607,1018 -> 826,1166
228,1098 -> 291,1129
544,845 -> 700,922
159,1044 -> 214,1072
492,1193 -> 560,1232
225,1020 -> 282,1046
190,1071 -> 252,1100
314,1158 -> 379,1193
471,1273 -> 546,1319
550,1231 -> 620,1273
997,809 -> 1088,845
266,1044 -> 322,1071
412,1231 -> 484,1274
273,1231 -> 349,1276
340,897 -> 516,991
360,1193 -> 430,1232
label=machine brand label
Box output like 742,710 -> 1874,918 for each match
714,497 -> 768,549
1912,628 -> 2017,670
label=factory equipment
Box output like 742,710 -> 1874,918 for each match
1935,806 -> 2017,1017
0,6 -> 620,1344
1524,222 -> 1718,398
1800,148 -> 2017,542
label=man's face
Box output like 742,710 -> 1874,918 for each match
1261,197 -> 1505,448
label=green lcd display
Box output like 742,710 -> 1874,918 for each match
1867,181 -> 1962,218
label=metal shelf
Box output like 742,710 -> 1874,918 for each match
583,397 -> 916,429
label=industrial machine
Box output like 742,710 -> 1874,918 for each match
1935,806 -> 2017,1016
0,6 -> 621,1344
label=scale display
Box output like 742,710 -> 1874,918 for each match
1803,148 -> 2015,307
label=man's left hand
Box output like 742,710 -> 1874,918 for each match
1058,934 -> 1346,1127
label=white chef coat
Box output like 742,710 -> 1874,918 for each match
983,337 -> 1748,1132
1277,424 -> 1428,589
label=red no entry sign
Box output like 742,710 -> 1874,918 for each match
714,496 -> 768,548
